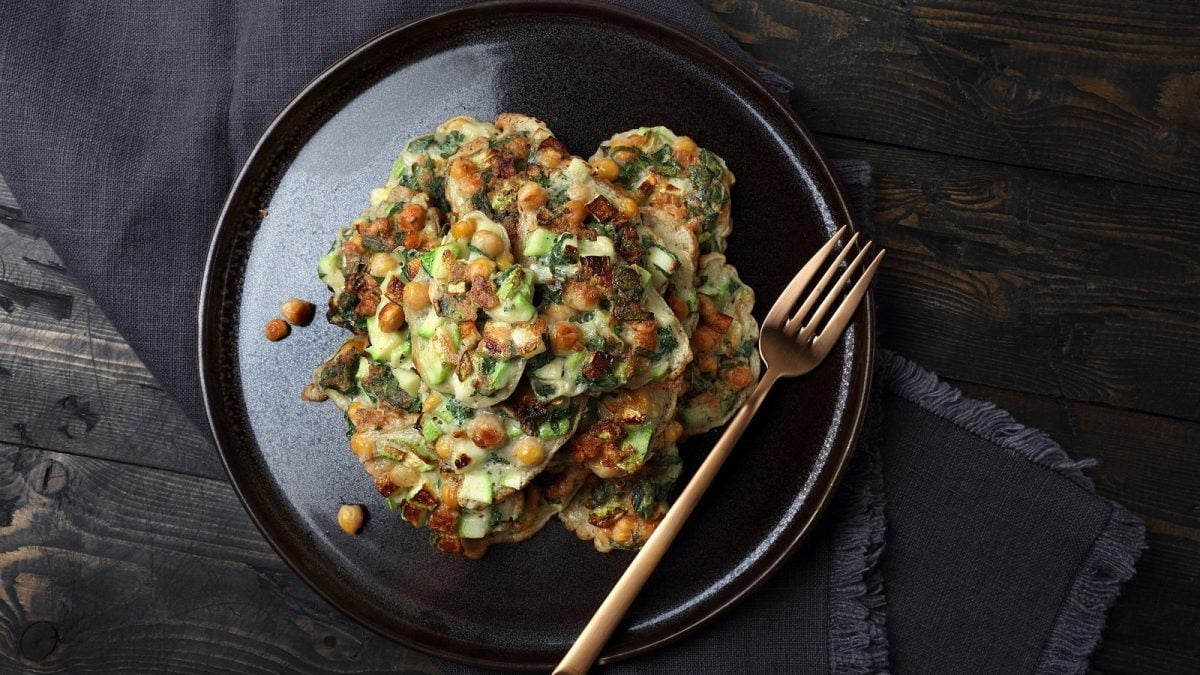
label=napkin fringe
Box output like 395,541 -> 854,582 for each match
1035,505 -> 1146,674
878,350 -> 1146,674
828,390 -> 891,674
878,350 -> 1095,489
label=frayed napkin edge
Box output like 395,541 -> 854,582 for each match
828,388 -> 891,674
877,349 -> 1147,674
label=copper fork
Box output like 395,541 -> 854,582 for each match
554,226 -> 884,674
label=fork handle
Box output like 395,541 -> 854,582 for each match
553,370 -> 781,675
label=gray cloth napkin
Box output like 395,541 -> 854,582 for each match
0,1 -> 1144,672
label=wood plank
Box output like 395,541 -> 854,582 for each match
818,135 -> 1200,421
0,220 -> 217,479
0,443 -> 437,673
704,0 -> 1200,192
952,381 -> 1200,675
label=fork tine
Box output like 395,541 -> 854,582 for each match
784,233 -> 861,335
793,241 -> 873,340
763,226 -> 846,329
810,250 -> 885,360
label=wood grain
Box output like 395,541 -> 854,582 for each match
0,217 -> 217,479
819,135 -> 1200,422
0,443 -> 437,674
4,1 -> 1200,668
704,0 -> 1200,192
953,381 -> 1200,675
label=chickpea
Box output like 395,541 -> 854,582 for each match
346,401 -> 364,418
592,158 -> 619,182
442,115 -> 473,131
338,504 -> 365,535
697,352 -> 718,375
450,218 -> 476,239
378,303 -> 405,332
673,135 -> 698,154
396,203 -> 426,232
449,158 -> 475,180
349,432 -> 374,461
514,437 -> 546,466
388,463 -> 419,489
496,251 -> 515,270
697,294 -> 718,318
538,147 -> 562,169
691,325 -> 717,352
435,434 -> 455,460
624,133 -> 649,148
517,183 -> 548,211
368,251 -> 398,277
563,199 -> 588,227
423,392 -> 444,414
564,282 -> 601,312
505,135 -> 531,159
667,293 -> 689,321
264,318 -> 290,341
673,135 -> 699,164
612,148 -> 638,164
403,281 -> 430,310
440,481 -> 460,510
617,196 -> 639,221
280,298 -> 315,326
471,230 -> 506,258
612,515 -> 634,544
469,413 -> 506,449
467,257 -> 495,280
543,303 -> 576,322
550,322 -> 583,354
339,339 -> 367,358
664,420 -> 683,445
363,457 -> 396,478
724,365 -> 753,390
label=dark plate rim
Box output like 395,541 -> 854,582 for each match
197,0 -> 876,669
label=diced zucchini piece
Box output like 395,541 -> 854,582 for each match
499,469 -> 525,490
650,359 -> 670,380
413,342 -> 452,385
495,498 -> 521,521
566,351 -> 587,373
366,314 -> 405,362
533,357 -> 565,381
503,418 -> 523,439
421,242 -> 462,277
318,250 -> 341,278
488,359 -> 513,388
392,366 -> 422,395
523,228 -> 555,257
458,510 -> 491,539
460,472 -> 494,505
578,236 -> 616,259
422,417 -> 442,442
538,414 -> 572,439
354,357 -> 370,382
621,424 -> 653,465
648,246 -> 677,275
418,314 -> 444,338
440,322 -> 461,350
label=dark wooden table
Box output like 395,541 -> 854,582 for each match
2,1 -> 1197,672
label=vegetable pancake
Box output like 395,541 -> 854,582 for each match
306,114 -> 758,556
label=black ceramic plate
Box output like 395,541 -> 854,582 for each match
199,1 -> 874,670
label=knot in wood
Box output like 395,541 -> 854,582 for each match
20,621 -> 58,661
